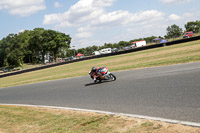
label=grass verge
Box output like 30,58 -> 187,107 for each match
0,105 -> 200,133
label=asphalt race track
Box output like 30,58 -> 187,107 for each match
0,62 -> 200,124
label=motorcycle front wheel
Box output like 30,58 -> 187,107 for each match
109,73 -> 116,81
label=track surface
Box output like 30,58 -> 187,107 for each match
0,62 -> 200,123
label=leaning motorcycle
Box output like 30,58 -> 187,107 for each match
89,67 -> 116,83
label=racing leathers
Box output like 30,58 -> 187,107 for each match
89,67 -> 103,82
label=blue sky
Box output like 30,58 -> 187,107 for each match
0,0 -> 200,48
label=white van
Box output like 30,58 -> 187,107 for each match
131,40 -> 146,48
93,51 -> 101,55
99,48 -> 112,54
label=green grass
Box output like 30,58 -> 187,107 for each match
0,40 -> 200,88
0,105 -> 111,133
0,105 -> 199,133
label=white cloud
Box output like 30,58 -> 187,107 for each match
0,0 -> 46,16
19,29 -> 25,33
90,10 -> 165,28
92,0 -> 116,7
43,13 -> 66,25
43,0 -> 115,26
43,0 -> 165,31
75,32 -> 92,38
42,0 -> 199,48
42,0 -> 166,48
179,11 -> 200,25
92,10 -> 129,26
124,10 -> 165,25
77,26 -> 94,32
160,0 -> 194,4
167,12 -> 199,25
168,14 -> 181,20
54,2 -> 62,8
75,26 -> 95,39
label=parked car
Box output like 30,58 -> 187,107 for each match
160,39 -> 167,43
124,46 -> 131,50
112,48 -> 118,53
3,68 -> 8,72
65,57 -> 72,61
58,58 -> 65,62
183,31 -> 194,38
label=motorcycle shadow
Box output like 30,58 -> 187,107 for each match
85,80 -> 111,86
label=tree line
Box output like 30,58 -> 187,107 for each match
75,36 -> 158,56
0,28 -> 71,67
76,20 -> 200,56
0,20 -> 200,68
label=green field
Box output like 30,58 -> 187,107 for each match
0,105 -> 199,133
0,40 -> 200,88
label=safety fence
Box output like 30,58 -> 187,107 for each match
1,35 -> 200,78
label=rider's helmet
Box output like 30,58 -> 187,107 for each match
91,67 -> 96,72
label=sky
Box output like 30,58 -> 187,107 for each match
0,0 -> 200,49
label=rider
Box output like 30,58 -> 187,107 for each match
89,67 -> 103,82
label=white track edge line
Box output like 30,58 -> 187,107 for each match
1,103 -> 200,127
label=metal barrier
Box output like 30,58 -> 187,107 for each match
1,35 -> 200,78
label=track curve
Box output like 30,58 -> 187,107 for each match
0,62 -> 200,123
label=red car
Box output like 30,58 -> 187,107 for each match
183,31 -> 194,38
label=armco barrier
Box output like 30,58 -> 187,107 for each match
0,35 -> 200,78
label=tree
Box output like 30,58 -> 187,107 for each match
29,28 -> 71,63
43,30 -> 71,61
185,20 -> 200,33
85,46 -> 93,55
112,43 -> 119,49
77,48 -> 85,55
144,36 -> 158,43
17,30 -> 31,63
118,41 -> 130,48
0,34 -> 27,67
65,49 -> 75,57
0,40 -> 5,67
165,24 -> 183,39
104,43 -> 113,48
29,28 -> 46,63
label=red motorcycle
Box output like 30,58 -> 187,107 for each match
89,67 -> 116,83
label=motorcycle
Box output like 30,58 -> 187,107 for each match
89,67 -> 116,83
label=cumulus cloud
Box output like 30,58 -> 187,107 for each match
18,29 -> 25,34
160,0 -> 194,4
43,0 -> 114,26
92,0 -> 116,7
75,32 -> 92,38
43,0 -> 165,41
168,14 -> 181,20
90,9 -> 165,28
0,0 -> 46,16
92,10 -> 129,26
43,13 -> 66,25
42,0 -> 199,48
124,10 -> 165,25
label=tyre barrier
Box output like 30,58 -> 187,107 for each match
1,35 -> 200,78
